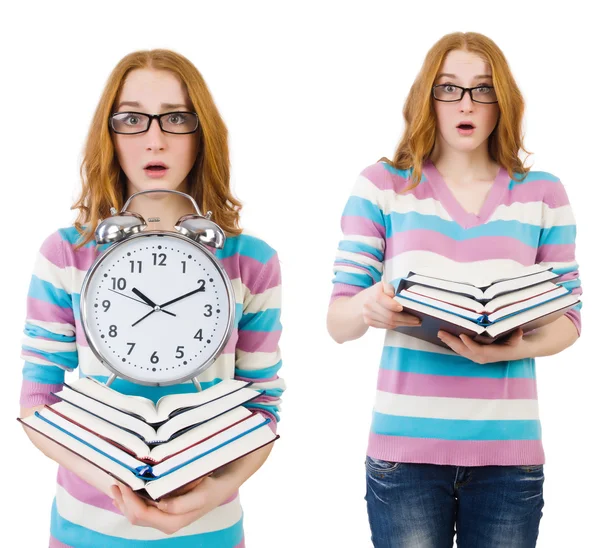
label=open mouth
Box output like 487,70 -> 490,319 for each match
145,166 -> 168,171
457,124 -> 475,130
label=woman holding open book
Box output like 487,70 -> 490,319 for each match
327,32 -> 582,547
18,49 -> 284,547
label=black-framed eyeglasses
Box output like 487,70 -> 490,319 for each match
432,84 -> 498,104
109,111 -> 200,135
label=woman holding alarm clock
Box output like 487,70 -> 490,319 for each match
18,49 -> 284,547
327,32 -> 582,547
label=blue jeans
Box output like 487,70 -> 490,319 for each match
365,456 -> 544,547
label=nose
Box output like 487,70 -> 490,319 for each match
145,117 -> 167,150
459,90 -> 474,113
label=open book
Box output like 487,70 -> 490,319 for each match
54,378 -> 262,444
18,378 -> 279,501
393,266 -> 579,346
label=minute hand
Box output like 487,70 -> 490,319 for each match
160,287 -> 206,308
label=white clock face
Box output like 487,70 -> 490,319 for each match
81,232 -> 233,384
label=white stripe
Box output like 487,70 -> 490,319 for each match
55,483 -> 242,539
341,233 -> 385,250
383,330 -> 456,356
336,250 -> 383,271
26,319 -> 76,337
21,334 -> 75,354
243,285 -> 281,314
374,391 -> 540,421
235,349 -> 281,373
20,352 -> 72,370
382,251 -> 523,283
488,202 -> 575,226
334,263 -> 377,279
353,175 -> 454,220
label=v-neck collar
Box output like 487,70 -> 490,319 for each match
422,158 -> 510,229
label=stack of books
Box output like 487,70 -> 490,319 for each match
393,264 -> 580,347
18,378 -> 278,501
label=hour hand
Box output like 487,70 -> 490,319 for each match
131,287 -> 176,318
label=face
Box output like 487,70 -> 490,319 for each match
432,49 -> 499,154
112,68 -> 200,198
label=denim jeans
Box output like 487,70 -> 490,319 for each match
365,456 -> 544,547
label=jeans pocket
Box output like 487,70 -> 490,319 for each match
515,464 -> 544,473
365,455 -> 401,474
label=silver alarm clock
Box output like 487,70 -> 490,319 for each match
79,189 -> 235,390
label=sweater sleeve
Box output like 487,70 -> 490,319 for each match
535,179 -> 582,335
234,250 -> 284,433
20,230 -> 79,408
330,164 -> 387,303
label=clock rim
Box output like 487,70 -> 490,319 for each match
79,230 -> 236,387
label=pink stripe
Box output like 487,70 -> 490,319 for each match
234,539 -> 246,548
222,330 -> 239,354
75,319 -> 88,347
221,253 -> 260,285
22,348 -> 55,362
368,432 -> 545,466
341,215 -> 385,238
237,330 -> 280,353
57,466 -> 119,513
49,536 -> 72,548
536,243 -> 576,263
386,230 -> 536,264
20,380 -> 63,407
333,260 -> 375,279
506,180 -> 570,208
252,395 -> 278,404
565,308 -> 582,335
377,369 -> 538,400
362,163 -> 416,193
27,296 -> 75,326
251,254 -> 281,293
40,231 -> 66,267
235,374 -> 279,383
330,283 -> 363,303
558,270 -> 579,282
63,242 -> 99,271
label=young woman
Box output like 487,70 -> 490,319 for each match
19,49 -> 284,547
327,32 -> 582,547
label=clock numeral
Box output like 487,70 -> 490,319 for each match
181,261 -> 186,274
204,304 -> 213,317
198,279 -> 206,291
130,260 -> 142,274
175,346 -> 185,359
151,351 -> 159,364
126,342 -> 136,355
102,300 -> 111,312
194,329 -> 203,341
152,253 -> 167,266
109,325 -> 118,338
111,277 -> 127,290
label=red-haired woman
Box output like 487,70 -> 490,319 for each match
19,49 -> 284,547
327,32 -> 581,547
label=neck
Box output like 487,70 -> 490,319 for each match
429,139 -> 497,183
124,185 -> 197,232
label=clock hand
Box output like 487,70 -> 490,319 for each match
108,289 -> 150,307
159,286 -> 206,308
132,309 -> 156,327
131,287 -> 176,318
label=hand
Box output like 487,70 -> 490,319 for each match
362,281 -> 421,330
437,328 -> 531,364
110,475 -> 229,535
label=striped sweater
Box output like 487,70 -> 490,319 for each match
330,159 -> 582,466
20,226 -> 284,547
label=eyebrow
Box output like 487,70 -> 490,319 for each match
116,101 -> 190,111
436,73 -> 492,81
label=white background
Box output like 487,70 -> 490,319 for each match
1,1 -> 598,546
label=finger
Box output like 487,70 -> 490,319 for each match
438,331 -> 469,355
459,333 -> 482,352
158,478 -> 213,515
381,282 -> 396,297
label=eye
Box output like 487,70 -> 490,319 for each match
167,113 -> 186,124
441,84 -> 457,93
475,86 -> 492,93
124,114 -> 142,126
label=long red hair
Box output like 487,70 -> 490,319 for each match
383,32 -> 532,188
72,49 -> 241,248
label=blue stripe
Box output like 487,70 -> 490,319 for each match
235,359 -> 282,380
552,264 -> 578,275
332,270 -> 378,287
238,309 -> 281,331
246,402 -> 280,422
22,345 -> 78,369
24,323 -> 76,342
371,412 -> 541,441
342,196 -> 385,226
58,226 -> 95,248
508,170 -> 560,189
380,162 -> 418,180
557,279 -> 581,291
73,293 -> 81,320
84,375 -> 222,404
380,347 -> 536,379
384,211 -> 542,247
539,225 -> 576,246
338,240 -> 384,261
28,275 -> 72,308
22,362 -> 67,384
261,387 -> 284,398
334,258 -> 382,281
51,498 -> 244,546
216,233 -> 276,264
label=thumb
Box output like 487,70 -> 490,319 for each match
382,282 -> 396,297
